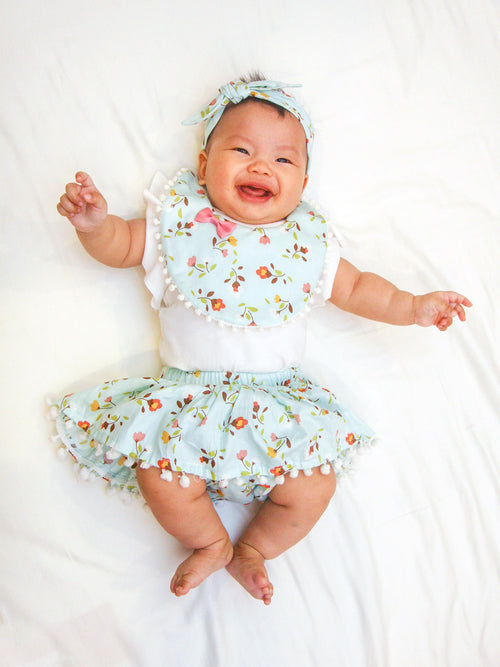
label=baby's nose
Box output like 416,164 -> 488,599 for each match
249,157 -> 272,174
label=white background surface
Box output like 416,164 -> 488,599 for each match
1,1 -> 499,665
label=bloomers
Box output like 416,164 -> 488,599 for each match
51,367 -> 374,503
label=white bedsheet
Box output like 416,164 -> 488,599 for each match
1,1 -> 499,665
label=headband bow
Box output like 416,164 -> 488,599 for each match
182,79 -> 314,169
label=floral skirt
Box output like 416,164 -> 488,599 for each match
51,367 -> 374,503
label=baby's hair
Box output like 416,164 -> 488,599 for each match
228,71 -> 286,118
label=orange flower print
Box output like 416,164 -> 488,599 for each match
90,400 -> 99,411
256,266 -> 272,279
346,433 -> 356,446
148,398 -> 162,411
232,417 -> 248,430
211,298 -> 226,312
270,466 -> 285,476
78,421 -> 90,431
158,457 -> 172,471
267,447 -> 277,458
228,236 -> 237,247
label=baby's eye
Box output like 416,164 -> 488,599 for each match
234,147 -> 249,155
276,157 -> 292,164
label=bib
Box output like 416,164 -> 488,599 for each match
152,169 -> 331,328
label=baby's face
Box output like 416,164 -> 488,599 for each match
198,100 -> 308,225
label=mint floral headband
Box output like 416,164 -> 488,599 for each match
182,79 -> 314,169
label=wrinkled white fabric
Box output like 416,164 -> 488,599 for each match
2,1 -> 499,666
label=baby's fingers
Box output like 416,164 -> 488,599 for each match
57,192 -> 81,218
449,293 -> 472,322
74,172 -> 107,210
75,171 -> 96,189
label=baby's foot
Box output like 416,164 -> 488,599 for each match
171,537 -> 233,597
226,541 -> 273,605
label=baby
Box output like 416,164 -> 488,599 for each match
55,76 -> 471,605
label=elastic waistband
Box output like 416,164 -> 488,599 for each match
160,366 -> 299,387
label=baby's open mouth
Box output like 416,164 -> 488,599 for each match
237,185 -> 273,201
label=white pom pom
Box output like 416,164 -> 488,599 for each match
120,489 -> 132,504
258,476 -> 268,486
333,459 -> 342,472
51,434 -> 61,444
104,448 -> 121,461
303,468 -> 313,477
160,470 -> 173,482
140,462 -> 151,469
275,475 -> 285,485
320,463 -> 331,475
56,447 -> 67,459
79,467 -> 90,481
124,458 -> 134,468
179,475 -> 190,488
47,406 -> 59,421
218,479 -> 228,489
289,469 -> 299,479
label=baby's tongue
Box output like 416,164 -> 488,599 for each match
240,185 -> 268,198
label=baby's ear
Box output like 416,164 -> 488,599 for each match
197,150 -> 208,185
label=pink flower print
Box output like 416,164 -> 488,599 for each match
200,417 -> 207,426
294,414 -> 301,424
187,256 -> 196,267
197,189 -> 205,195
105,396 -> 112,403
259,234 -> 270,245
236,450 -> 247,461
270,433 -> 277,442
222,249 -> 228,257
133,432 -> 146,443
302,283 -> 311,294
172,419 -> 179,428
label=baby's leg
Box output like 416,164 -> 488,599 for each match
136,467 -> 233,597
226,467 -> 336,605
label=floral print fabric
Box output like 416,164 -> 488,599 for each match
157,170 -> 329,328
55,367 -> 374,503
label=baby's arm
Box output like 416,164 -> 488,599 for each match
57,172 -> 146,268
330,259 -> 472,331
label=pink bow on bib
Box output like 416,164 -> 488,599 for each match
194,208 -> 237,239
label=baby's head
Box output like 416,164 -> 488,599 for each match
183,75 -> 313,225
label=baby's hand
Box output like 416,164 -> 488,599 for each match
57,172 -> 108,232
413,291 -> 472,331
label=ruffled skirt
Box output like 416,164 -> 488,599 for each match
50,367 -> 374,503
